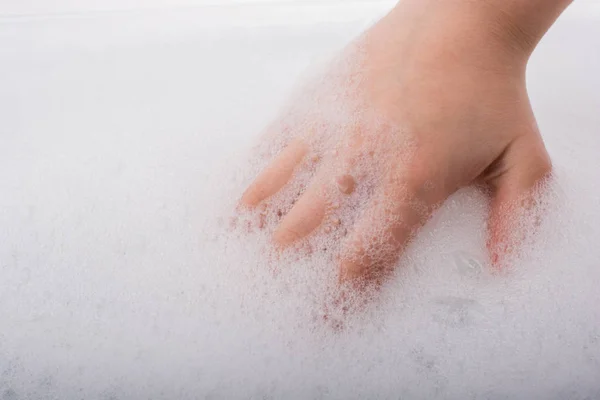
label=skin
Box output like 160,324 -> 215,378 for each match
239,0 -> 573,287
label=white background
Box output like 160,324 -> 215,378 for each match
0,0 -> 391,17
1,0 -> 599,26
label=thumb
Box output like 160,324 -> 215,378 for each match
486,134 -> 552,268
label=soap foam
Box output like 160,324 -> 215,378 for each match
1,11 -> 600,400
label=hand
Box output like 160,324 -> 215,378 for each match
239,0 -> 564,288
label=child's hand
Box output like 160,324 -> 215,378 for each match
239,0 -> 568,287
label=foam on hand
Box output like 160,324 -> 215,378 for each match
1,6 -> 599,399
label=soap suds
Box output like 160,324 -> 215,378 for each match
1,10 -> 600,400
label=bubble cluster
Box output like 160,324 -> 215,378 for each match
236,38 -> 422,296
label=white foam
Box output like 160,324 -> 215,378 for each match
1,3 -> 600,399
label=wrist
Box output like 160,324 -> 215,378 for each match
380,0 -> 571,67
472,0 -> 573,56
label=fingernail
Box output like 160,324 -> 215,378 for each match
335,174 -> 356,195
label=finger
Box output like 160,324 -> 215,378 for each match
486,134 -> 552,268
240,138 -> 309,208
339,173 -> 441,286
272,172 -> 329,247
271,144 -> 362,247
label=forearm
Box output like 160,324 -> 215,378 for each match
365,0 -> 573,77
390,0 -> 573,58
475,0 -> 573,54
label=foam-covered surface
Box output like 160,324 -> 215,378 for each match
1,3 -> 600,399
